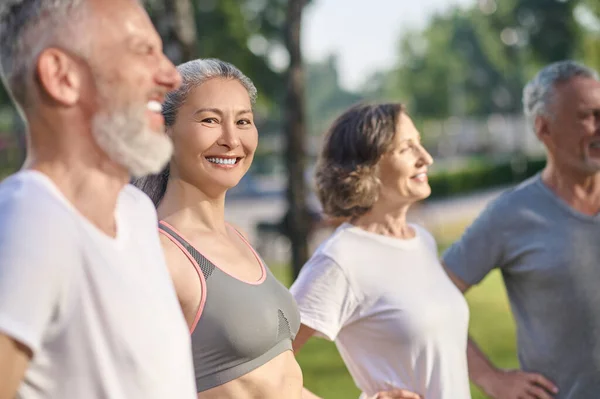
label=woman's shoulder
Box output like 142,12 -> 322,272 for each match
313,223 -> 362,256
410,223 -> 438,253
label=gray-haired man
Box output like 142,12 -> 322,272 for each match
443,60 -> 600,399
0,0 -> 196,398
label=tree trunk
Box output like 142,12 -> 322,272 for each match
169,0 -> 198,62
145,0 -> 198,64
283,0 -> 310,280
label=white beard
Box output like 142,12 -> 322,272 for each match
91,105 -> 173,178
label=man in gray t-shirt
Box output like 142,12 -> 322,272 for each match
443,60 -> 600,399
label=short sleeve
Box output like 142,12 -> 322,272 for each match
442,199 -> 506,286
0,180 -> 78,355
290,254 -> 360,341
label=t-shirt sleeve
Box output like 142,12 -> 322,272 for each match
442,198 -> 506,286
0,188 -> 77,355
289,254 -> 360,341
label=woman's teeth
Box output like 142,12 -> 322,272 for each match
207,157 -> 237,165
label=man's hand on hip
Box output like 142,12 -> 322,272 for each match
482,368 -> 558,399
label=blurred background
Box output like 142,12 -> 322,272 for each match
1,0 -> 599,397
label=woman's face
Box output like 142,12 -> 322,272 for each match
169,78 -> 258,194
376,113 -> 434,205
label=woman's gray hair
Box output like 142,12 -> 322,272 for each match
523,60 -> 599,132
133,58 -> 258,206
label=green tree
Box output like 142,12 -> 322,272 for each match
577,0 -> 600,70
372,0 -> 588,120
145,0 -> 288,112
306,55 -> 363,136
512,0 -> 581,64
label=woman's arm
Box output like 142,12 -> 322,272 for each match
293,324 -> 421,399
293,325 -> 323,398
293,324 -> 316,353
0,334 -> 30,399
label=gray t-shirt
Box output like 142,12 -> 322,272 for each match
443,174 -> 600,399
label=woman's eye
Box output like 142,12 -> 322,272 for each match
202,118 -> 218,124
237,119 -> 252,126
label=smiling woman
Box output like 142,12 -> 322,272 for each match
133,58 -> 306,399
135,59 -> 257,206
290,103 -> 472,399
169,76 -> 258,194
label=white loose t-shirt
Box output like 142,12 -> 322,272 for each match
290,223 -> 471,399
0,171 -> 196,399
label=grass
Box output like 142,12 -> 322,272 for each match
271,218 -> 518,399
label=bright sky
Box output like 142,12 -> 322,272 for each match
302,0 -> 476,91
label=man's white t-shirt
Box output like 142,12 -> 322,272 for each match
0,171 -> 196,399
290,223 -> 471,399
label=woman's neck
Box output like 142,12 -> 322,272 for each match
157,178 -> 228,234
352,200 -> 414,239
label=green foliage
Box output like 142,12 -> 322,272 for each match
428,156 -> 545,199
145,0 -> 288,114
514,0 -> 581,64
193,0 -> 287,110
577,1 -> 600,71
372,0 -> 591,120
306,55 -> 363,136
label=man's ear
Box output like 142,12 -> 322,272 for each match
534,114 -> 550,143
36,48 -> 82,106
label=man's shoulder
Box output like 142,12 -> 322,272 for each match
0,170 -> 51,199
0,172 -> 79,257
119,184 -> 157,216
121,184 -> 154,207
119,184 -> 159,232
0,171 -> 72,223
484,174 -> 544,217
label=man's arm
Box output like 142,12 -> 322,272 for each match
0,334 -> 30,399
443,264 -> 558,399
0,184 -> 78,399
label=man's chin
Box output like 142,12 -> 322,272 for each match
103,130 -> 173,178
128,140 -> 173,178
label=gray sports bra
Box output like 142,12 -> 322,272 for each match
158,221 -> 301,392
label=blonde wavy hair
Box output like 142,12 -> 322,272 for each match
315,102 -> 405,219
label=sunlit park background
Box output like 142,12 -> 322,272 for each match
1,0 -> 599,397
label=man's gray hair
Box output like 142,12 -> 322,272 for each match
0,0 -> 88,105
134,58 -> 258,207
523,60 -> 599,132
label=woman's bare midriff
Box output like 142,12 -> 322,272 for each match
197,350 -> 303,399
